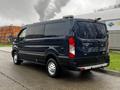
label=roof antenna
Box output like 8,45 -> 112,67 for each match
95,18 -> 101,22
63,15 -> 74,19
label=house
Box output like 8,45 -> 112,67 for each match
0,26 -> 21,44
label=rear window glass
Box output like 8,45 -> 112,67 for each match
45,21 -> 70,36
74,22 -> 107,39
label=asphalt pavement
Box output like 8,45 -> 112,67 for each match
0,50 -> 120,90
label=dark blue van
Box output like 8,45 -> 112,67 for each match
12,16 -> 110,78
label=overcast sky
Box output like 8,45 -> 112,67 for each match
0,0 -> 117,26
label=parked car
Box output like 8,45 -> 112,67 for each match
12,16 -> 110,78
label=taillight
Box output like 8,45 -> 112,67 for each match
68,37 -> 75,58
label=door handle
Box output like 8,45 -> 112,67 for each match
19,40 -> 25,45
19,41 -> 24,44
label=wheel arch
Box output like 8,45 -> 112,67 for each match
45,48 -> 59,65
12,49 -> 17,57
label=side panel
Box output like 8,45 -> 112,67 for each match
18,20 -> 73,64
24,36 -> 68,63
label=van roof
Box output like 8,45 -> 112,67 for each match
23,18 -> 103,28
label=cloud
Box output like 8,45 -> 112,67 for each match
35,0 -> 70,21
0,0 -> 117,26
0,0 -> 39,26
54,0 -> 116,19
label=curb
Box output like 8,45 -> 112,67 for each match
94,68 -> 120,77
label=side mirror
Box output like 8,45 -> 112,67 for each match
8,36 -> 16,43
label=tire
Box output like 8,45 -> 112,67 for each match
46,58 -> 60,78
13,52 -> 23,65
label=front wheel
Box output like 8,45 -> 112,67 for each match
46,58 -> 60,78
13,52 -> 23,65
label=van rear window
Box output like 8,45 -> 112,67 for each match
75,22 -> 107,39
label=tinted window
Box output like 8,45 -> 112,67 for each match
75,22 -> 107,39
45,21 -> 70,36
26,24 -> 44,36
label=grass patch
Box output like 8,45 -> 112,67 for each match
0,44 -> 12,47
108,51 -> 120,72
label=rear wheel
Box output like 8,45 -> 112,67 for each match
13,52 -> 23,65
46,58 -> 60,78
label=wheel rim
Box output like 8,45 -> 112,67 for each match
48,62 -> 56,75
13,54 -> 18,63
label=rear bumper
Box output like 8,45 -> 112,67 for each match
58,55 -> 110,71
77,63 -> 108,70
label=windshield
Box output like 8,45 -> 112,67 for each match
74,22 -> 107,39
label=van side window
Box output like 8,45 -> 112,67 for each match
45,22 -> 70,36
19,29 -> 26,38
26,24 -> 44,37
18,29 -> 27,41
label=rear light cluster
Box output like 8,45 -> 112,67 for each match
68,37 -> 75,59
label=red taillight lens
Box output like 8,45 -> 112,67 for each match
68,37 -> 75,58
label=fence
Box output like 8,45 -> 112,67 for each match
109,30 -> 120,50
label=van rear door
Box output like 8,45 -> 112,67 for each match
74,21 -> 108,58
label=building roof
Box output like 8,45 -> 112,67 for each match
76,8 -> 120,21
